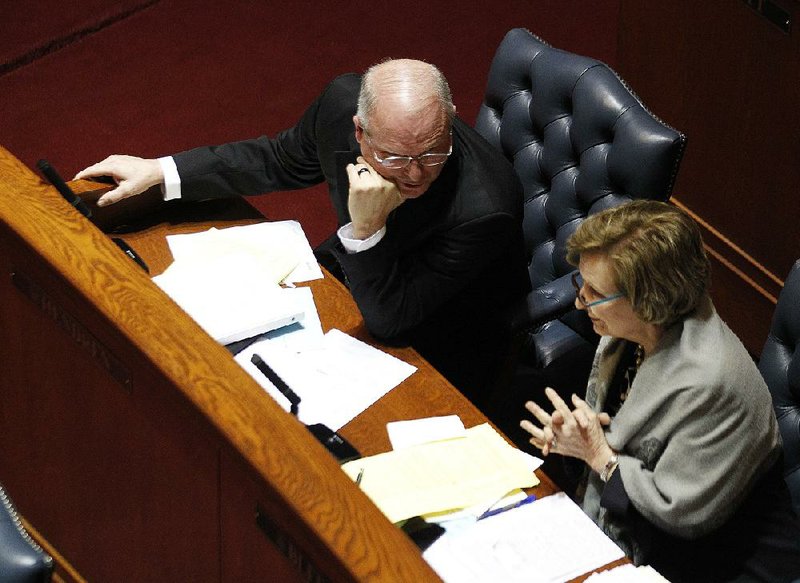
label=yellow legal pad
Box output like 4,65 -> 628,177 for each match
342,423 -> 539,523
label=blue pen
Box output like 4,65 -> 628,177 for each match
477,493 -> 537,521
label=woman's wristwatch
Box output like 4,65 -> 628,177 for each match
600,452 -> 619,483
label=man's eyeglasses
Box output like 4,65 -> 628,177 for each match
571,272 -> 624,308
365,132 -> 452,169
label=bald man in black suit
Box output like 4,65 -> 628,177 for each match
76,59 -> 530,404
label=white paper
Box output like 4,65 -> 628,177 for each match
236,328 -> 416,430
166,220 -> 323,284
387,415 -> 467,450
584,564 -> 670,582
236,286 -> 323,352
423,492 -> 625,583
153,258 -> 307,344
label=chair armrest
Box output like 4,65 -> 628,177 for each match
504,273 -> 577,334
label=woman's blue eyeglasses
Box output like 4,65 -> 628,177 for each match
571,272 -> 624,308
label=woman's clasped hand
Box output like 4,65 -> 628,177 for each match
521,388 -> 612,475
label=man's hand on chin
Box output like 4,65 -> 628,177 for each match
346,156 -> 405,240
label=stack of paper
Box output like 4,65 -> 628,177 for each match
164,221 -> 323,284
341,423 -> 539,523
153,221 -> 321,344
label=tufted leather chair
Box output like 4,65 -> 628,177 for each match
475,28 -> 687,393
0,484 -> 53,582
759,259 -> 800,516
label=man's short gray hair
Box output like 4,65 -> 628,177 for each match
357,59 -> 456,133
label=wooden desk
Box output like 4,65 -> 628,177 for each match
0,147 -> 620,582
112,201 -> 559,468
90,183 -> 626,583
0,148 -> 436,582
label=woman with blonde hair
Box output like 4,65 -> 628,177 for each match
521,200 -> 800,581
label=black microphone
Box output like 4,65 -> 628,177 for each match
36,159 -> 92,219
250,353 -> 360,462
251,353 -> 301,416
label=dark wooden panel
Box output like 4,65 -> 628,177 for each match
0,212 -> 220,581
220,452 -> 306,583
617,0 -> 800,354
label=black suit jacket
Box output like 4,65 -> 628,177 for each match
173,74 -> 530,399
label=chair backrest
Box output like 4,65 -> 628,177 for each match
475,28 -> 687,291
759,259 -> 800,515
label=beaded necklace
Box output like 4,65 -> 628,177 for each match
620,344 -> 644,402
